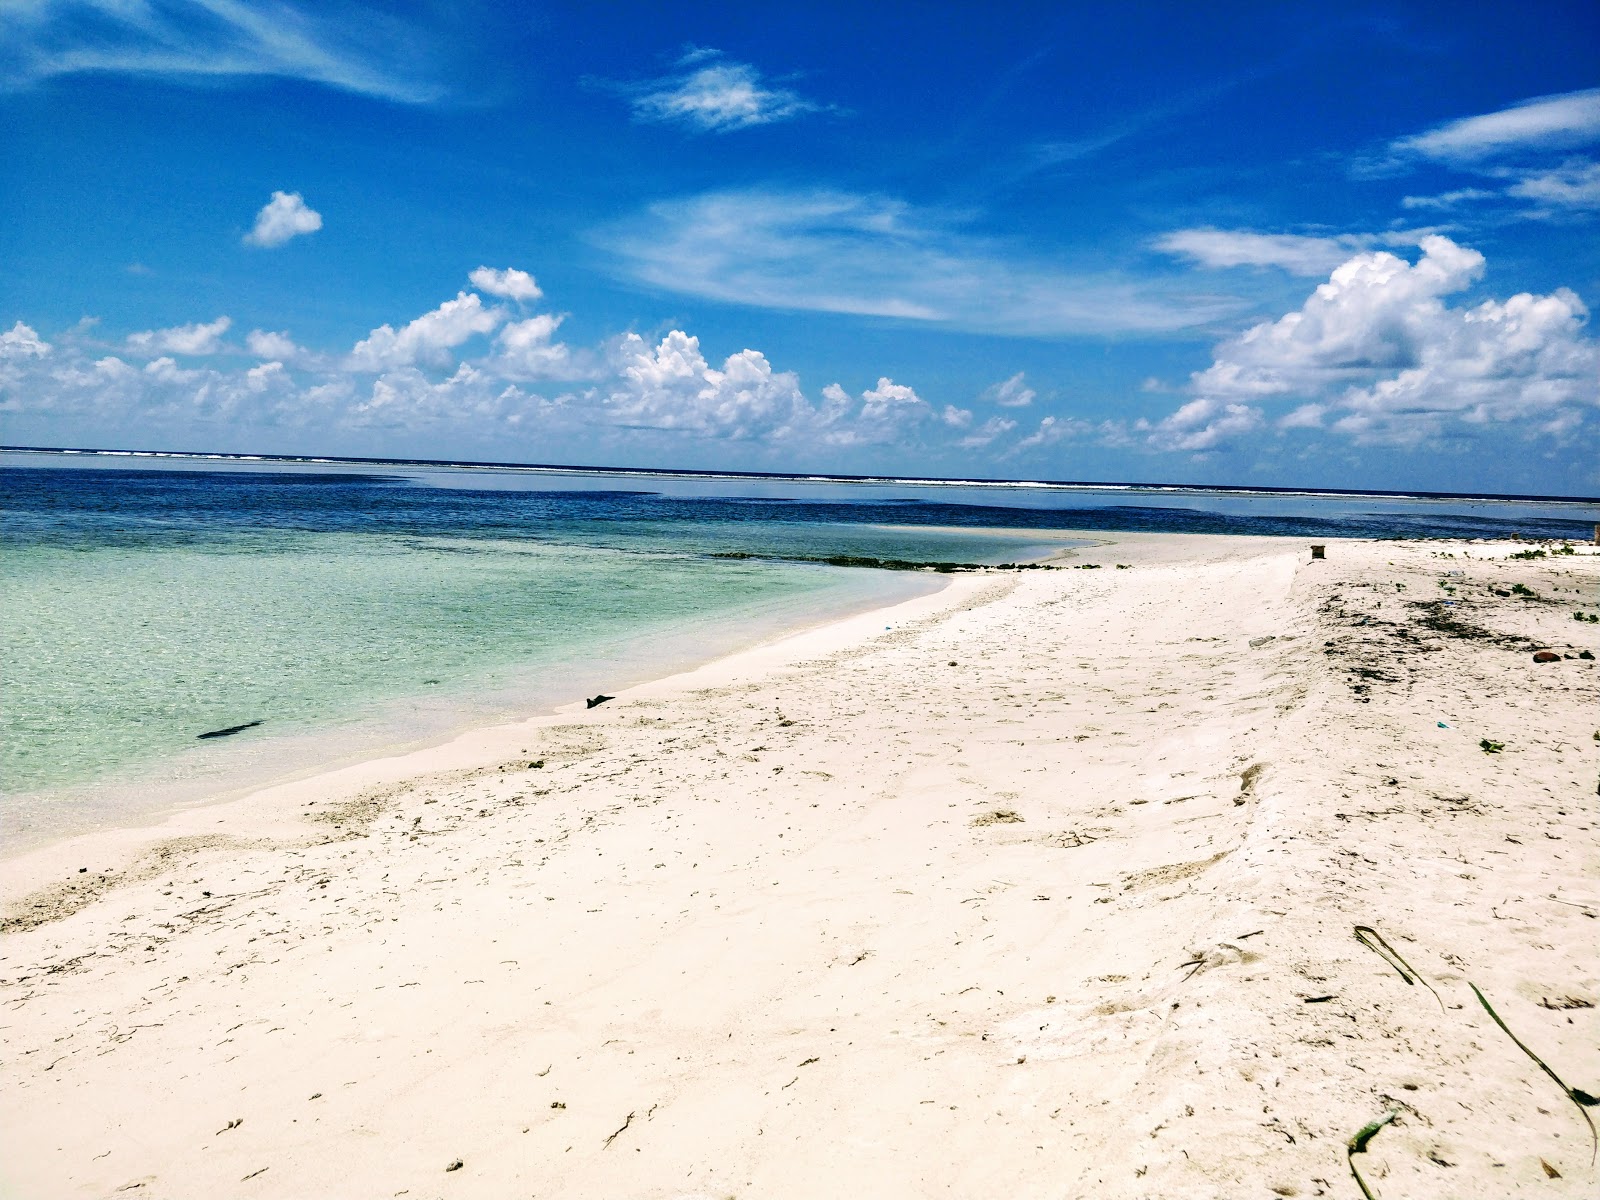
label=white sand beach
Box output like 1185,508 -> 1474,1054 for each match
2,533 -> 1596,1199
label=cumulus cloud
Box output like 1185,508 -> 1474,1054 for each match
625,51 -> 822,132
245,329 -> 302,360
492,314 -> 581,380
469,267 -> 542,302
1390,88 -> 1600,163
1,321 -> 52,358
126,316 -> 232,355
1138,398 -> 1263,452
600,189 -> 1238,336
983,371 -> 1036,407
1177,235 -> 1598,446
348,293 -> 502,371
601,331 -> 806,438
244,191 -> 322,248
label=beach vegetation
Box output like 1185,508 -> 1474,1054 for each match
1479,738 -> 1504,753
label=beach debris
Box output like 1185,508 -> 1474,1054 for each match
602,1111 -> 635,1149
1470,983 -> 1599,1162
241,1167 -> 268,1181
1437,722 -> 1449,728
196,719 -> 262,740
585,694 -> 614,709
1543,1159 -> 1563,1178
1237,762 -> 1266,805
1533,650 -> 1561,663
1354,925 -> 1443,1010
1480,739 -> 1504,753
216,1118 -> 242,1135
445,1159 -> 463,1172
550,1101 -> 566,1109
1539,996 -> 1594,1010
972,809 -> 1024,826
529,759 -> 545,769
1346,1109 -> 1399,1200
1310,544 -> 1326,560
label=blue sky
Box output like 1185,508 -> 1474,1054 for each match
1,2 -> 1597,494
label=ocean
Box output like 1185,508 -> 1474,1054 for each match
2,449 -> 1595,846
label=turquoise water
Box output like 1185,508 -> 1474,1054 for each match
3,464 -> 1085,841
2,534 -> 893,795
4,453 -> 1593,844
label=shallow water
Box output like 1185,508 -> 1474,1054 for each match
3,454 -> 1593,845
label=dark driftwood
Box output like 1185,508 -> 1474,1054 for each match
197,720 -> 263,740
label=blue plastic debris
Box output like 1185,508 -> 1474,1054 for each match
1437,722 -> 1449,728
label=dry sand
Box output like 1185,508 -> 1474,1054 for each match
2,532 -> 1597,1199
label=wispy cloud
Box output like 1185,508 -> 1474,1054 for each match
597,189 -> 1240,336
1154,229 -> 1394,276
1,0 -> 445,103
1506,158 -> 1600,210
1399,187 -> 1497,211
1390,87 -> 1600,163
619,49 -> 824,133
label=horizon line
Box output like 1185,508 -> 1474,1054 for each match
3,443 -> 1598,507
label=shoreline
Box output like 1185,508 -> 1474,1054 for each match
0,555 -> 1001,905
0,553 -> 960,857
3,530 -> 1595,1198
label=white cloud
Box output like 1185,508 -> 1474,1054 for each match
958,416 -> 1017,448
1390,87 -> 1600,163
492,314 -> 580,380
244,191 -> 322,248
1399,187 -> 1497,211
126,316 -> 232,355
983,371 -> 1036,407
626,52 -> 821,133
348,292 -> 503,371
1507,158 -> 1600,210
600,189 -> 1239,336
1180,235 -> 1599,446
1155,228 -> 1388,276
601,331 -> 806,438
1012,414 -> 1116,452
1190,236 -> 1487,397
246,329 -> 302,360
469,267 -> 542,302
1279,403 -> 1326,429
2,0 -> 444,103
0,321 -> 51,358
1138,397 -> 1263,452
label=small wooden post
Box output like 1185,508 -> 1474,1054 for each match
1310,544 -> 1326,560
1593,523 -> 1599,546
